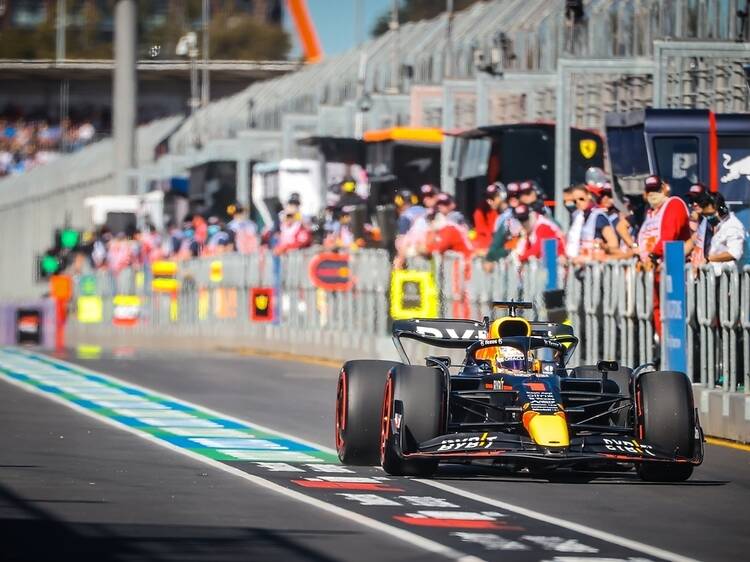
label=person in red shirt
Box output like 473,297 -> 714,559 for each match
424,210 -> 473,260
514,204 -> 565,262
637,175 -> 691,267
636,175 -> 691,335
472,183 -> 503,251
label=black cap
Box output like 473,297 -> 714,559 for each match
644,175 -> 663,192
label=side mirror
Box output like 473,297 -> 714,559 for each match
597,360 -> 619,372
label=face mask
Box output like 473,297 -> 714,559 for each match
706,214 -> 720,227
646,191 -> 667,208
183,228 -> 194,238
564,202 -> 577,214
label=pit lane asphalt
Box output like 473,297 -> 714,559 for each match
9,348 -> 750,561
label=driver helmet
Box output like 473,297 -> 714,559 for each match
494,346 -> 529,372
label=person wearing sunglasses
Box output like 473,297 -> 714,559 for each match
636,175 -> 691,267
567,184 -> 622,264
595,181 -> 638,251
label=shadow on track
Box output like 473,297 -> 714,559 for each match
0,482 -> 348,562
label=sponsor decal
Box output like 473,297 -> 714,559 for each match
112,295 -> 141,327
602,438 -> 656,457
579,138 -> 598,159
414,326 -> 488,340
394,511 -> 524,531
254,462 -> 305,472
250,287 -> 275,322
437,432 -> 497,451
337,493 -> 401,506
525,389 -> 559,413
521,535 -> 599,553
292,477 -> 404,492
308,252 -> 353,291
397,496 -> 459,508
451,532 -> 528,551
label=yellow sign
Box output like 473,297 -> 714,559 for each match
152,260 -> 178,277
579,138 -> 597,159
152,277 -> 180,293
76,296 -> 103,324
390,270 -> 438,320
210,260 -> 224,283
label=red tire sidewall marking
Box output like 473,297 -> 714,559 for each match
335,370 -> 347,452
380,374 -> 394,465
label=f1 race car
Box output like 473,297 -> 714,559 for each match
335,302 -> 703,482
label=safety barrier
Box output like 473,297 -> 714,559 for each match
69,249 -> 748,395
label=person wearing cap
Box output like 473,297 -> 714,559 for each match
687,192 -> 746,271
436,192 -> 466,226
337,177 -> 366,209
685,182 -> 708,234
424,209 -> 473,261
473,183 -> 505,251
637,175 -> 691,267
519,180 -> 548,215
395,189 -> 426,235
420,184 -> 440,209
483,187 -> 524,269
513,205 -> 565,263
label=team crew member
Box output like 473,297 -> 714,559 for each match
483,183 -> 522,268
424,209 -> 473,260
637,175 -> 691,267
595,182 -> 638,250
519,180 -> 548,215
473,183 -> 504,250
513,204 -> 565,263
689,192 -> 746,269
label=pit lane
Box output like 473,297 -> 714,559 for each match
1,347 -> 747,561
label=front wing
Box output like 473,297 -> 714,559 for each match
393,425 -> 704,468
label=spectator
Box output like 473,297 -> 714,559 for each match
637,175 -> 691,268
424,210 -> 473,260
568,184 -> 623,264
420,184 -> 440,210
435,192 -> 466,226
595,182 -> 638,251
274,209 -> 312,255
336,178 -> 366,209
227,204 -> 259,255
473,183 -> 503,251
204,217 -> 233,256
483,183 -> 523,269
513,204 -> 565,263
393,184 -> 442,267
519,180 -> 548,216
394,189 -> 426,235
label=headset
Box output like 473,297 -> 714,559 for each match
394,192 -> 419,207
715,193 -> 730,218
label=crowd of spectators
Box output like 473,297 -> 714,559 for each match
81,168 -> 748,287
0,115 -> 97,177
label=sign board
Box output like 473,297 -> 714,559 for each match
50,274 -> 73,301
151,260 -> 178,277
152,277 -> 180,293
16,309 -> 42,345
662,241 -> 688,373
250,287 -> 275,322
79,275 -> 98,296
112,295 -> 140,327
210,261 -> 224,284
76,296 -> 103,324
308,252 -> 353,291
389,270 -> 438,320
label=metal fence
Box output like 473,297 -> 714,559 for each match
72,249 -> 749,395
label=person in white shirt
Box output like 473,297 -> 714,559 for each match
699,193 -> 746,265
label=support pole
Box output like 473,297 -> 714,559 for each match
201,0 -> 210,107
113,0 -> 137,194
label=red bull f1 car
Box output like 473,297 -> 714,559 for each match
335,302 -> 703,482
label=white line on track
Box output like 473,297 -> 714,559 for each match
0,352 -> 481,562
5,351 -> 698,562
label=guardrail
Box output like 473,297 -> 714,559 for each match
70,249 -> 748,396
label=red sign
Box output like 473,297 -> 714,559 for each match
49,275 -> 73,301
292,479 -> 404,492
308,252 -> 353,291
250,287 -> 274,322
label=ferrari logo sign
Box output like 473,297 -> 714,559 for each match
250,287 -> 274,322
579,139 -> 597,159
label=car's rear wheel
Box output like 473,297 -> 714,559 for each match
335,360 -> 400,465
380,365 -> 444,477
635,370 -> 696,482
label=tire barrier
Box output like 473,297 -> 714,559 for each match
69,249 -> 748,395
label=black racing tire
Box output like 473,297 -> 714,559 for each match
335,360 -> 400,466
380,365 -> 444,477
635,370 -> 696,482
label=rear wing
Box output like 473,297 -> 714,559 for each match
391,318 -> 574,364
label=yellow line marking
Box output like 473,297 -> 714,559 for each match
216,346 -> 342,369
705,436 -> 750,452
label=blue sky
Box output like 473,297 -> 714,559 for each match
284,0 -> 392,58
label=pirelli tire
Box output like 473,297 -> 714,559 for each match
380,365 -> 445,477
335,360 -> 400,466
635,370 -> 696,482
